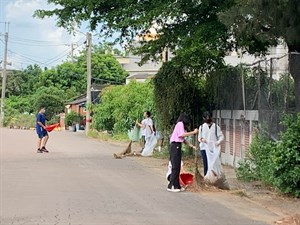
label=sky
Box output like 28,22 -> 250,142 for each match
0,0 -> 108,70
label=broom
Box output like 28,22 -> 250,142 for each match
193,134 -> 205,187
113,141 -> 132,159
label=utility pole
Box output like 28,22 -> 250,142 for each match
1,31 -> 9,127
85,32 -> 92,134
70,43 -> 78,62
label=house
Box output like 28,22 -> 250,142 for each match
116,55 -> 162,84
61,84 -> 108,129
125,73 -> 155,84
65,84 -> 107,116
224,43 -> 288,80
115,32 -> 171,84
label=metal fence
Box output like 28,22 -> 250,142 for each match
211,54 -> 295,140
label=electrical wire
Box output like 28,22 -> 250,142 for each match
92,77 -> 124,84
8,40 -> 69,47
8,50 -> 48,66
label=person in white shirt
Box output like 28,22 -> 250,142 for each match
198,111 -> 224,176
136,111 -> 154,151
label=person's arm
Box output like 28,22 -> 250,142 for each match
180,128 -> 198,138
216,125 -> 224,146
183,139 -> 197,150
136,120 -> 145,128
36,114 -> 46,129
198,125 -> 202,142
37,121 -> 46,129
148,119 -> 154,133
198,126 -> 207,143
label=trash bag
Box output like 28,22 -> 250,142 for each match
203,141 -> 230,190
141,134 -> 157,156
128,126 -> 141,142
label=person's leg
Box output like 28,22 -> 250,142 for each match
167,174 -> 171,182
37,136 -> 43,152
200,150 -> 208,176
141,136 -> 146,147
173,144 -> 182,188
168,143 -> 181,189
139,135 -> 146,153
41,132 -> 49,152
42,135 -> 49,147
158,138 -> 164,152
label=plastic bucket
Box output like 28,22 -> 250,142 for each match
179,173 -> 194,186
45,123 -> 59,132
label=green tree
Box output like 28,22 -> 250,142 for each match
93,81 -> 154,133
76,48 -> 128,84
32,86 -> 65,121
153,61 -> 207,132
219,0 -> 300,112
2,64 -> 42,97
36,61 -> 85,96
35,0 -> 234,73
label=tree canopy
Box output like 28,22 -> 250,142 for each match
35,0 -> 235,73
35,0 -> 300,111
2,43 -> 128,126
219,0 -> 300,111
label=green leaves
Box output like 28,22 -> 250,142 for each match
153,61 -> 207,132
92,81 -> 154,133
35,0 -> 235,72
237,113 -> 300,197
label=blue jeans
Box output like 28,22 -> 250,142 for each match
200,150 -> 208,176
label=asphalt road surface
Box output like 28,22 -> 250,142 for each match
0,128 -> 271,225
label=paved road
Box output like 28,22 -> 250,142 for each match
0,128 -> 270,225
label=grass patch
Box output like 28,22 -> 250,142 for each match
87,129 -> 99,138
152,149 -> 170,159
87,129 -> 129,142
111,133 -> 130,141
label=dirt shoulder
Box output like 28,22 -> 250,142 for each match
125,142 -> 300,225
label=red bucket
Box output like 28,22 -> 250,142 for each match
180,173 -> 194,186
45,123 -> 59,132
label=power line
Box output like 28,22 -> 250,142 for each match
8,50 -> 48,66
8,40 -> 69,47
8,50 -> 59,61
0,33 -> 69,45
92,77 -> 124,84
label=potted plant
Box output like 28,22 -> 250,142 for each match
65,111 -> 80,131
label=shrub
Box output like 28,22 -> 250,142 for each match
92,81 -> 154,133
237,113 -> 300,197
271,114 -> 300,197
65,111 -> 81,126
236,135 -> 274,183
6,113 -> 36,129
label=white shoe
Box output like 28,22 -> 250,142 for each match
167,187 -> 181,193
180,187 -> 186,192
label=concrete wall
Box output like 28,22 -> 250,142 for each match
213,110 -> 259,167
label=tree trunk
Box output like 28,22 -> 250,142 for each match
288,45 -> 300,112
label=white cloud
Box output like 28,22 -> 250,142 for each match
2,0 -> 85,69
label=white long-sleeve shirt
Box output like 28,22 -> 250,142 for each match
198,123 -> 224,150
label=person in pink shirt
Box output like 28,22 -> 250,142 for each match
167,113 -> 198,193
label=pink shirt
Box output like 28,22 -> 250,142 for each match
170,122 -> 185,143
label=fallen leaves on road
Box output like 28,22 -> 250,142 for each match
275,214 -> 300,225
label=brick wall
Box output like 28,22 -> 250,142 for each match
214,110 -> 258,167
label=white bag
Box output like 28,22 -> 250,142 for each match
141,134 -> 158,157
204,142 -> 229,190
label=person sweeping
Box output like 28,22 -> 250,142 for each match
167,113 -> 198,193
